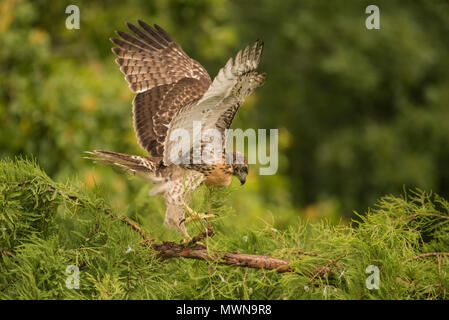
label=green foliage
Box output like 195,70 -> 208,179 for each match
3,0 -> 448,221
1,159 -> 448,299
1,0 -> 449,300
0,0 -> 250,215
231,0 -> 449,213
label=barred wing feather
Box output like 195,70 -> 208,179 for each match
163,41 -> 265,165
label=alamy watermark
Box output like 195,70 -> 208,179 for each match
365,265 -> 380,290
65,5 -> 80,30
365,5 -> 380,30
167,121 -> 278,175
62,5 -> 381,176
65,265 -> 80,290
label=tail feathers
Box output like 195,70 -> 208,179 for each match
84,150 -> 159,174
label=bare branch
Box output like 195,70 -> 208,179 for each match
403,252 -> 449,263
31,182 -> 329,274
105,205 -> 294,272
152,240 -> 294,272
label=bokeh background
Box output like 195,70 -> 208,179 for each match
1,0 -> 449,230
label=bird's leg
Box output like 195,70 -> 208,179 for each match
175,219 -> 191,244
183,204 -> 215,224
181,236 -> 192,245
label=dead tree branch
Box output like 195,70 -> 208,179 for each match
111,211 -> 294,272
152,240 -> 294,272
13,180 -> 321,274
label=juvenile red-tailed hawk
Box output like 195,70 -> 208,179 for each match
86,20 -> 265,238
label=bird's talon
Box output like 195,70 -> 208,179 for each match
184,212 -> 216,224
181,237 -> 192,245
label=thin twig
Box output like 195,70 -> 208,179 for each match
103,208 -> 154,243
307,255 -> 345,286
401,213 -> 449,220
403,252 -> 449,263
402,252 -> 448,295
1,249 -> 14,257
290,248 -> 321,256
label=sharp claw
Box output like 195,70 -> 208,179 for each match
181,236 -> 192,245
184,213 -> 216,224
179,218 -> 186,226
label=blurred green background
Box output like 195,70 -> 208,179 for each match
1,0 -> 449,229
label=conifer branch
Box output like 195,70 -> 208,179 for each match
152,240 -> 294,273
106,207 -> 295,272
0,249 -> 14,257
403,252 -> 449,263
3,160 -> 448,298
8,177 -> 307,274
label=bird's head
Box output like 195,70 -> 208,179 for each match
229,151 -> 248,185
233,163 -> 248,185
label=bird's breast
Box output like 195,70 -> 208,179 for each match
204,164 -> 233,187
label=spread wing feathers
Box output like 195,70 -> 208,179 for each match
84,150 -> 161,180
133,78 -> 208,158
163,41 -> 266,165
132,83 -> 174,157
110,20 -> 211,93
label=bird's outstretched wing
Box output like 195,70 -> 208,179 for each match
163,41 -> 265,165
111,21 -> 211,157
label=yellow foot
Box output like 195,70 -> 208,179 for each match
181,236 -> 192,245
180,237 -> 206,247
183,204 -> 216,224
185,213 -> 216,224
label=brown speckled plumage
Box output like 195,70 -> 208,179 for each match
87,20 -> 264,236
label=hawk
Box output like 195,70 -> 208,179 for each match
86,20 -> 265,238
